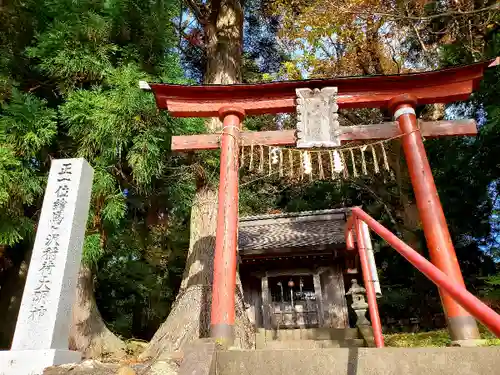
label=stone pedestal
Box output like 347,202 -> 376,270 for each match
0,159 -> 93,375
0,349 -> 81,375
354,307 -> 370,327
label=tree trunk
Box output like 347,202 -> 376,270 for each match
140,0 -> 253,359
139,187 -> 253,360
351,26 -> 422,250
203,0 -> 243,131
387,140 -> 422,250
69,264 -> 126,359
0,246 -> 31,349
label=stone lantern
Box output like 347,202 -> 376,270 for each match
346,279 -> 369,326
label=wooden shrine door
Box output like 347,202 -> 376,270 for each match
266,274 -> 320,329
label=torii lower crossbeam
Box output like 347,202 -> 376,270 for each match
171,119 -> 476,151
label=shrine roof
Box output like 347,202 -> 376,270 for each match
238,208 -> 350,252
147,58 -> 499,117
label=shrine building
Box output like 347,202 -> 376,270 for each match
238,209 -> 354,331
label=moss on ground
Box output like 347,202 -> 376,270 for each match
384,330 -> 451,347
384,325 -> 500,347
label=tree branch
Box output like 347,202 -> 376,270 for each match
344,3 -> 499,21
351,181 -> 400,233
405,3 -> 428,53
184,0 -> 206,24
388,44 -> 402,74
339,109 -> 364,125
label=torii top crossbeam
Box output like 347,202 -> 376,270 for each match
144,58 -> 498,347
149,58 -> 498,117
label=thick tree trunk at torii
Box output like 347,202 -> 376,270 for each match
139,188 -> 253,359
140,0 -> 253,359
69,264 -> 126,358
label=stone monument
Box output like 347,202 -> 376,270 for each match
346,279 -> 369,326
0,159 -> 94,375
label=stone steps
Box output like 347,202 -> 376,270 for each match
256,328 -> 359,344
262,339 -> 365,349
215,347 -> 500,375
255,328 -> 363,349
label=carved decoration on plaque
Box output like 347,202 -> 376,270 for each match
296,87 -> 341,148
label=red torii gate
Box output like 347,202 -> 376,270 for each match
145,58 -> 498,346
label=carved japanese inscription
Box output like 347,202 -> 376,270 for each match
29,162 -> 73,320
11,158 -> 93,354
296,87 -> 341,148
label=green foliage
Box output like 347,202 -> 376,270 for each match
95,216 -> 189,339
0,147 -> 40,208
0,0 -> 202,340
96,244 -> 174,338
26,11 -> 116,90
385,326 -> 500,347
82,233 -> 104,267
0,90 -> 56,245
1,90 -> 57,157
0,148 -> 35,244
102,194 -> 127,227
482,273 -> 500,297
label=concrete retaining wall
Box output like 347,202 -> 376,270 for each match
216,347 -> 500,375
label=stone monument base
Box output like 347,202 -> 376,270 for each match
0,349 -> 81,375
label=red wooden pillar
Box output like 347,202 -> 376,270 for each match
210,107 -> 245,345
389,95 -> 481,343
